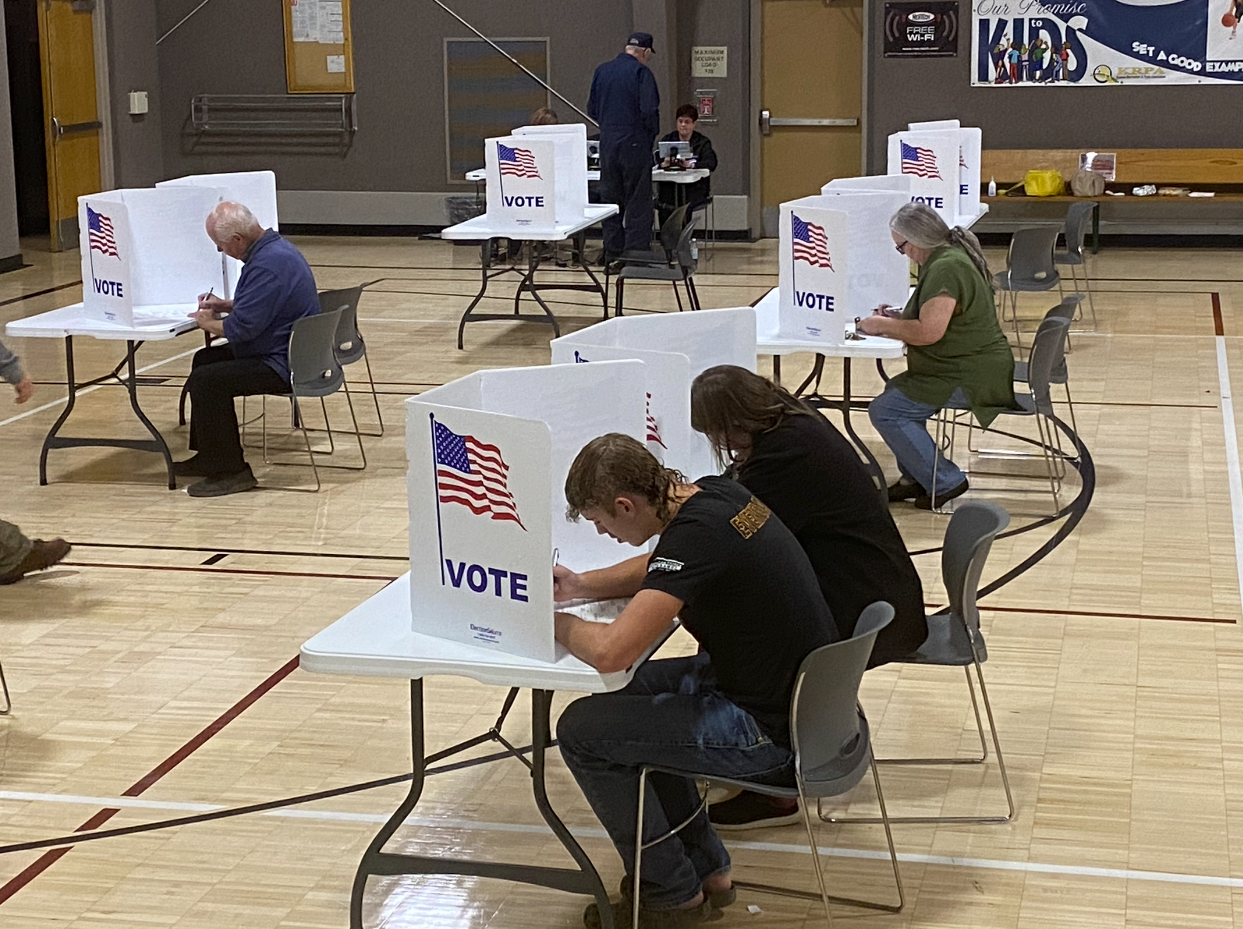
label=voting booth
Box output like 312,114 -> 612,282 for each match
485,132 -> 590,228
550,307 -> 757,481
776,200 -> 849,343
157,170 -> 278,297
907,120 -> 982,222
812,187 -> 911,314
887,123 -> 983,225
512,124 -> 589,225
408,361 -> 647,662
79,186 -> 226,327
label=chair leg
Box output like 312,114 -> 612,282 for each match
362,352 -> 384,437
1082,260 -> 1098,328
795,778 -> 835,929
869,757 -> 905,911
633,769 -> 647,929
686,276 -> 701,311
671,278 -> 684,312
0,658 -> 11,715
1062,381 -> 1079,439
615,277 -> 625,317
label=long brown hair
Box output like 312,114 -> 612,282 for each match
564,433 -> 685,523
690,365 -> 812,466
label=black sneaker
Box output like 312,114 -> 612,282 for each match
887,478 -> 925,503
186,465 -> 257,498
619,877 -> 736,912
584,897 -> 715,929
173,455 -> 215,478
708,791 -> 801,831
914,478 -> 969,510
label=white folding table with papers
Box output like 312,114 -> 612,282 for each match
5,303 -> 198,489
301,573 -> 671,929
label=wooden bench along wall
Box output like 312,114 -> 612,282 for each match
981,149 -> 1243,186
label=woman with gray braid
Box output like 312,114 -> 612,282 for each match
857,202 -> 1018,509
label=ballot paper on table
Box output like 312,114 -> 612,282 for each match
555,598 -> 630,624
407,360 -> 647,663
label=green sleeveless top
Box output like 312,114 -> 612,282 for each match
889,245 -> 1018,427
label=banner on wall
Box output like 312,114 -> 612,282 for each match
972,0 -> 1243,86
884,1 -> 960,57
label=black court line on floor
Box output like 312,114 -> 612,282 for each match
57,561 -> 400,582
73,541 -> 408,561
0,280 -> 81,307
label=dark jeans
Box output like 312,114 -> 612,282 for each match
187,345 -> 288,477
600,137 -> 655,255
556,653 -> 794,909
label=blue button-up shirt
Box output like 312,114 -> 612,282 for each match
587,52 -> 660,146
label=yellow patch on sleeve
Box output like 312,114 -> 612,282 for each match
730,497 -> 770,539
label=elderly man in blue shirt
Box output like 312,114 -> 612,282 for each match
177,201 -> 319,497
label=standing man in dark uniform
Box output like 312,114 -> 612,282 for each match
588,32 -> 661,263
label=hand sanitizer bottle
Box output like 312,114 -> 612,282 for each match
988,176 -> 997,197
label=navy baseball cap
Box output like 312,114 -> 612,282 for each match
628,32 -> 655,52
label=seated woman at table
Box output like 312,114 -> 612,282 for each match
858,202 -> 1018,509
655,104 -> 718,228
690,364 -> 927,829
553,434 -> 837,927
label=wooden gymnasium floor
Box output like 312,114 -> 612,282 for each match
0,232 -> 1240,929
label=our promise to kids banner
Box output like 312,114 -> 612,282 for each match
972,0 -> 1243,86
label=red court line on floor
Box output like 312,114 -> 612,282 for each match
1213,292 -> 1225,337
0,656 -> 300,906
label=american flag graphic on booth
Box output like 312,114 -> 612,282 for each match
645,393 -> 666,449
433,420 -> 525,529
86,205 -> 119,258
900,141 -> 942,180
791,214 -> 834,270
498,143 -> 542,179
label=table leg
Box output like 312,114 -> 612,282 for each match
513,247 -> 562,338
124,341 -> 177,490
837,357 -> 888,496
349,682 -> 612,929
39,336 -> 79,486
456,241 -> 498,350
772,355 -> 782,387
571,234 -> 608,318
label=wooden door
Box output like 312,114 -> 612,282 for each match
37,0 -> 101,251
760,0 -> 863,230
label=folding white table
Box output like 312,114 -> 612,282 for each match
6,303 -> 198,489
301,573 -> 669,929
753,288 -> 906,491
440,204 -> 618,348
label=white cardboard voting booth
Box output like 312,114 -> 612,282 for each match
550,307 -> 757,482
157,170 -> 278,298
79,186 -> 226,326
906,120 -> 982,221
824,175 -> 913,196
886,129 -> 960,225
407,361 -> 647,662
778,200 -> 849,343
811,188 -> 911,313
512,124 -> 589,224
484,135 -> 564,228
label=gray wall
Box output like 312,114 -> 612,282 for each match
98,0 -> 753,229
0,3 -> 21,265
105,0 -> 164,188
865,1 -> 1243,173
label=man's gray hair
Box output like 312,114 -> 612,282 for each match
211,201 -> 262,241
889,201 -> 991,284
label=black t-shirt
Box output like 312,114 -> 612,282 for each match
640,476 -> 838,746
736,414 -> 928,665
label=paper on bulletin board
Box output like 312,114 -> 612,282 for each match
290,0 -> 317,41
318,1 -> 344,43
326,55 -> 346,73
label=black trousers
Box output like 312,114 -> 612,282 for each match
599,136 -> 654,255
187,345 -> 289,477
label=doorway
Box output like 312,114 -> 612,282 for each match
5,0 -> 48,237
759,0 -> 864,235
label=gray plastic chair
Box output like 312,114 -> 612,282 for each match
930,317 -> 1070,512
320,286 -> 383,438
1013,297 -> 1080,436
614,206 -> 701,316
258,308 -> 366,491
992,225 -> 1062,352
828,502 -> 1013,826
1053,202 -> 1097,327
632,603 -> 902,929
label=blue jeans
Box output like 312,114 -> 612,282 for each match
868,385 -> 970,494
557,653 -> 794,909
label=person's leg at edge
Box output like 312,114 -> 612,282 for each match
868,384 -> 967,494
187,345 -> 238,454
0,519 -> 33,575
621,140 -> 655,253
557,653 -> 792,911
599,142 -> 627,257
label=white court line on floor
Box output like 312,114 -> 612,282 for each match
1215,329 -> 1243,613
0,345 -> 201,429
4,789 -> 1243,890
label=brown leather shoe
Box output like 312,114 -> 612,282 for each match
0,538 -> 71,585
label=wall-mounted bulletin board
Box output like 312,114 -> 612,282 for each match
283,0 -> 355,93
